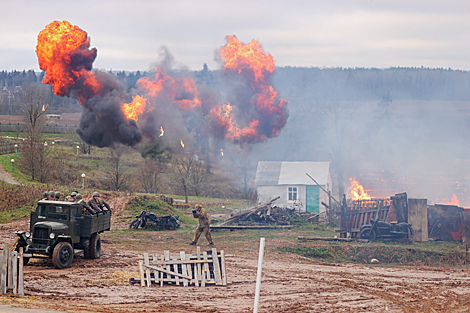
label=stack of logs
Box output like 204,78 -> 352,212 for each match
217,197 -> 291,227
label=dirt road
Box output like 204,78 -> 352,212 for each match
1,209 -> 470,312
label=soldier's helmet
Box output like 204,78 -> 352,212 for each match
70,191 -> 77,197
196,204 -> 202,209
42,192 -> 47,198
76,193 -> 83,200
92,191 -> 100,197
54,191 -> 61,198
48,191 -> 54,197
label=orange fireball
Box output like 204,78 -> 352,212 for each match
122,95 -> 146,121
36,20 -> 100,104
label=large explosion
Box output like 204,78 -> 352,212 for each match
36,21 -> 288,151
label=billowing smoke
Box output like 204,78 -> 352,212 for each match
36,21 -> 288,152
36,20 -> 142,147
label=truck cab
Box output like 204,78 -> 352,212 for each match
15,200 -> 111,269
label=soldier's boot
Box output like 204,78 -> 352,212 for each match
189,241 -> 197,245
208,242 -> 214,246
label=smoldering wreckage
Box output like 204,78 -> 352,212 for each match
1,20 -> 470,312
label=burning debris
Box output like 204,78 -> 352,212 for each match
35,21 -> 288,151
349,177 -> 372,200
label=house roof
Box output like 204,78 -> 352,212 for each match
255,161 -> 330,186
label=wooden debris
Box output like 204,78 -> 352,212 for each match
0,245 -> 24,296
298,236 -> 353,242
131,248 -> 229,287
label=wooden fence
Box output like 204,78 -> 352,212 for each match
0,123 -> 76,134
0,245 -> 24,296
339,199 -> 391,238
133,247 -> 228,287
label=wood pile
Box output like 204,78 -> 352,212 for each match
216,197 -> 293,227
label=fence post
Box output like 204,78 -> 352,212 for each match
18,247 -> 24,296
12,251 -> 17,295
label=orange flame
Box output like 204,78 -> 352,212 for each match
36,21 -> 101,104
438,194 -> 460,206
159,126 -> 164,137
216,36 -> 288,145
137,67 -> 201,111
220,35 -> 276,86
122,95 -> 146,121
180,139 -> 184,148
42,104 -> 45,111
349,177 -> 372,200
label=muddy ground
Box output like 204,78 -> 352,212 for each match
1,199 -> 470,313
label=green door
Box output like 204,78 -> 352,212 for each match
306,185 -> 319,213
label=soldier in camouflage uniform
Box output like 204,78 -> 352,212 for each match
42,192 -> 48,200
66,191 -> 77,202
47,191 -> 55,200
54,191 -> 61,201
76,193 -> 96,215
87,192 -> 111,213
189,204 -> 214,246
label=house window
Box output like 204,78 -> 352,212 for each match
288,186 -> 298,202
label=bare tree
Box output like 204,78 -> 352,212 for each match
173,154 -> 197,203
103,146 -> 128,191
17,84 -> 53,182
190,157 -> 209,197
137,159 -> 160,194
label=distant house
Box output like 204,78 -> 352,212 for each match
255,161 -> 332,215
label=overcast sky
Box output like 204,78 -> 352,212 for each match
1,0 -> 470,72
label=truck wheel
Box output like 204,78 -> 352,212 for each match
52,242 -> 73,269
88,233 -> 101,259
23,257 -> 30,266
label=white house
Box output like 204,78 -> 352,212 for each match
254,161 -> 332,215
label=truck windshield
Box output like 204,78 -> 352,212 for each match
47,206 -> 68,221
37,205 -> 47,217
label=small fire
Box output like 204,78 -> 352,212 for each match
42,104 -> 45,111
122,95 -> 146,121
220,148 -> 224,156
438,194 -> 460,206
180,139 -> 184,148
159,126 -> 164,137
349,177 -> 372,200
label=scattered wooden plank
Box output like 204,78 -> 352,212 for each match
298,236 -> 353,242
142,264 -> 191,280
180,251 -> 188,287
152,254 -> 159,285
144,253 -> 151,287
164,251 -> 170,284
202,251 -> 208,287
195,246 -> 201,287
1,246 -> 7,295
18,247 -> 24,296
7,248 -> 12,290
138,261 -> 145,287
220,250 -> 227,286
11,251 -> 17,296
211,225 -> 291,230
212,248 -> 222,285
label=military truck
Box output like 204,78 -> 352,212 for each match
14,200 -> 111,269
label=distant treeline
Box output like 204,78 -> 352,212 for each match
1,66 -> 470,116
275,66 -> 470,102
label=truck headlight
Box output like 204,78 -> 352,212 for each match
25,232 -> 31,238
49,233 -> 55,239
